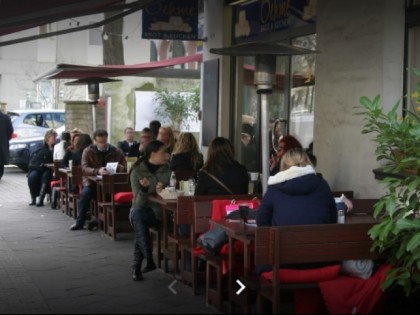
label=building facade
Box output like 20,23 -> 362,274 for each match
203,0 -> 412,198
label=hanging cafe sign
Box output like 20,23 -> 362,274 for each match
233,0 -> 316,40
142,0 -> 199,40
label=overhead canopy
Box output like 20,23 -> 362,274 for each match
34,54 -> 203,82
0,0 -> 160,46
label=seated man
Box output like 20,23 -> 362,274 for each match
70,129 -> 126,231
127,127 -> 152,159
117,127 -> 138,158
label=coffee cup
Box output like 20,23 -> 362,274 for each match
249,172 -> 259,181
334,197 -> 346,211
68,160 -> 73,169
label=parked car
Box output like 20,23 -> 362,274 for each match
8,109 -> 65,171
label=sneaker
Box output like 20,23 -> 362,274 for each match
70,224 -> 83,231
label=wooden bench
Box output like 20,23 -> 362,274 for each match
252,220 -> 378,314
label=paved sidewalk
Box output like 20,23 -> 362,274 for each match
0,167 -> 219,314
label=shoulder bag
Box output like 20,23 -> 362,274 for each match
201,169 -> 233,195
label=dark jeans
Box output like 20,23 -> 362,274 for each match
130,207 -> 160,269
76,184 -> 96,227
27,169 -> 52,197
0,164 -> 4,180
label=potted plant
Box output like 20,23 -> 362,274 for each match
153,86 -> 200,132
357,73 -> 420,296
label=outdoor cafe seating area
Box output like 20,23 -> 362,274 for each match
50,160 -> 384,314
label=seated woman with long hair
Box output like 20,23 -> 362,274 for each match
170,132 -> 203,174
61,133 -> 81,168
195,137 -> 249,196
269,135 -> 303,176
157,126 -> 176,155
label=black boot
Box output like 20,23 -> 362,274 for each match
142,258 -> 157,274
50,187 -> 58,209
29,195 -> 36,206
132,241 -> 144,281
132,266 -> 144,281
136,219 -> 157,274
36,183 -> 47,207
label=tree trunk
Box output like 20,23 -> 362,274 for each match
103,10 -> 124,65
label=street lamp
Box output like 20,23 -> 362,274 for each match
210,41 -> 318,193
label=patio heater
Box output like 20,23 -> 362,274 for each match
65,77 -> 121,132
210,42 -> 318,193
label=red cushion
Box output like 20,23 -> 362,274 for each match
220,240 -> 247,255
261,265 -> 341,284
193,247 -> 206,256
114,192 -> 133,204
50,180 -> 61,188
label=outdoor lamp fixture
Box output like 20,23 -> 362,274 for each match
210,41 -> 318,193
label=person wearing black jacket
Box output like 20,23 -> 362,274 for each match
0,110 -> 13,180
170,132 -> 203,174
117,127 -> 138,157
195,137 -> 248,196
27,129 -> 57,206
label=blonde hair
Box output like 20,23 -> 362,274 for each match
44,129 -> 58,144
172,132 -> 202,170
158,126 -> 175,152
280,147 -> 313,171
70,127 -> 83,135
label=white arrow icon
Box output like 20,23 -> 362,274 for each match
168,280 -> 177,294
236,279 -> 246,295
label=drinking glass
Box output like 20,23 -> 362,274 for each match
188,179 -> 196,196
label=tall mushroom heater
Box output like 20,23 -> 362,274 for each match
254,55 -> 276,193
65,77 -> 121,133
210,42 -> 318,193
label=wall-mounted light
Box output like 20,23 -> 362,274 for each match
102,32 -> 109,41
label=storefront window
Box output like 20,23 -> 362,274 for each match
235,35 -> 316,173
290,34 -> 316,148
406,25 -> 420,113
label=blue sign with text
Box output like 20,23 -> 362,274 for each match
234,0 -> 315,41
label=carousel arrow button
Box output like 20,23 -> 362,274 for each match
168,280 -> 177,294
236,279 -> 246,295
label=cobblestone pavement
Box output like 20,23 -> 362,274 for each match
0,167 -> 219,314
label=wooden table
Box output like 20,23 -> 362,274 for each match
148,195 -> 180,273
